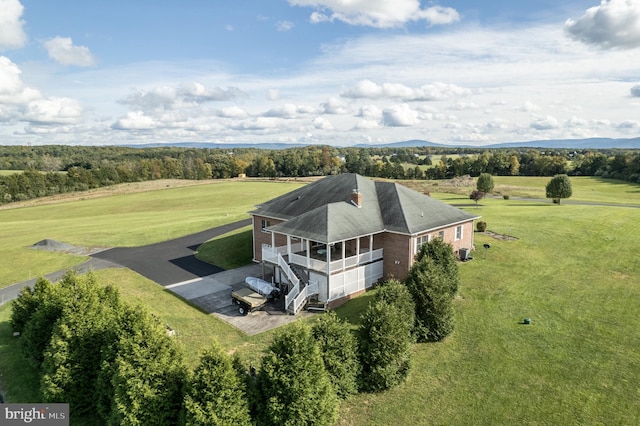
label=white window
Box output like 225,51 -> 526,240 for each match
261,219 -> 271,233
438,230 -> 445,240
455,225 -> 463,241
415,234 -> 430,254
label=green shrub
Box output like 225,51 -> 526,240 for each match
255,322 -> 338,426
476,221 -> 487,232
182,342 -> 252,426
503,194 -> 510,200
405,260 -> 455,342
311,312 -> 360,399
358,300 -> 413,392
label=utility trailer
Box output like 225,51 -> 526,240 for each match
231,287 -> 267,316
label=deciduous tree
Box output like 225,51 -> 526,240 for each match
546,174 -> 573,204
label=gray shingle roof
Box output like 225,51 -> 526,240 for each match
252,174 -> 478,243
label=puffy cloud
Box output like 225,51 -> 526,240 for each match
530,115 -> 560,130
565,0 -> 640,49
290,0 -> 459,28
355,104 -> 382,120
517,101 -> 541,112
218,106 -> 248,118
614,119 -> 640,130
313,116 -> 333,129
118,83 -> 247,111
321,97 -> 349,114
43,36 -> 96,67
631,84 -> 640,97
263,103 -> 317,118
111,111 -> 157,130
0,0 -> 27,50
382,104 -> 419,126
24,97 -> 83,124
0,56 -> 41,104
342,80 -> 471,101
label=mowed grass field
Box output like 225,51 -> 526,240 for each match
0,179 -> 304,287
1,176 -> 639,424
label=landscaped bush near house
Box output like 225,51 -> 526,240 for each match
311,312 -> 360,399
406,259 -> 455,342
358,300 -> 413,392
503,194 -> 510,200
255,322 -> 338,426
476,221 -> 487,232
374,279 -> 416,341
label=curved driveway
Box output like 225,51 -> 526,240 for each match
0,219 -> 251,305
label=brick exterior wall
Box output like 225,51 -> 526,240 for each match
251,215 -> 285,262
378,232 -> 413,281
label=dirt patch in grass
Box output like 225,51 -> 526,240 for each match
30,239 -> 106,256
483,230 -> 518,241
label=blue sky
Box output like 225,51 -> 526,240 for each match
1,0 -> 640,146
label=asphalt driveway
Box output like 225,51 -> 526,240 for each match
91,219 -> 251,285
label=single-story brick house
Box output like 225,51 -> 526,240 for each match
250,173 -> 479,313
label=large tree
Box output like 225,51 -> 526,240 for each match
476,172 -> 495,193
546,174 -> 573,204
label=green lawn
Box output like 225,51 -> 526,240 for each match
335,195 -> 640,425
1,177 -> 639,424
0,180 -> 303,288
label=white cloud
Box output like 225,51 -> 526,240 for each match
0,56 -> 41,105
267,89 -> 280,100
355,104 -> 382,120
263,103 -> 317,118
111,111 -> 157,130
0,0 -> 27,50
118,83 -> 247,111
342,80 -> 472,101
218,106 -> 248,118
530,115 -> 560,130
382,104 -> 419,126
565,0 -> 640,49
321,97 -> 349,114
313,116 -> 333,129
518,101 -> 541,112
631,84 -> 640,97
277,20 -> 295,31
289,0 -> 459,28
24,97 -> 83,124
43,37 -> 96,67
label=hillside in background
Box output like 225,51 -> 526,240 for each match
125,137 -> 640,150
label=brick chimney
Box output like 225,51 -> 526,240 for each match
351,189 -> 362,207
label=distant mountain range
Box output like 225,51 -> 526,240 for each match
126,137 -> 640,150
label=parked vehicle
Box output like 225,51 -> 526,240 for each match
231,287 -> 267,315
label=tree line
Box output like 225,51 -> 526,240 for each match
9,237 -> 458,425
1,145 -> 638,204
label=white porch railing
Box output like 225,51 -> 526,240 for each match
285,282 -> 300,313
291,280 -> 319,314
263,246 -> 300,288
269,246 -> 384,274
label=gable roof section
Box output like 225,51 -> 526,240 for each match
252,173 -> 479,242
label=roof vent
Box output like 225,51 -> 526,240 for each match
350,189 -> 362,208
